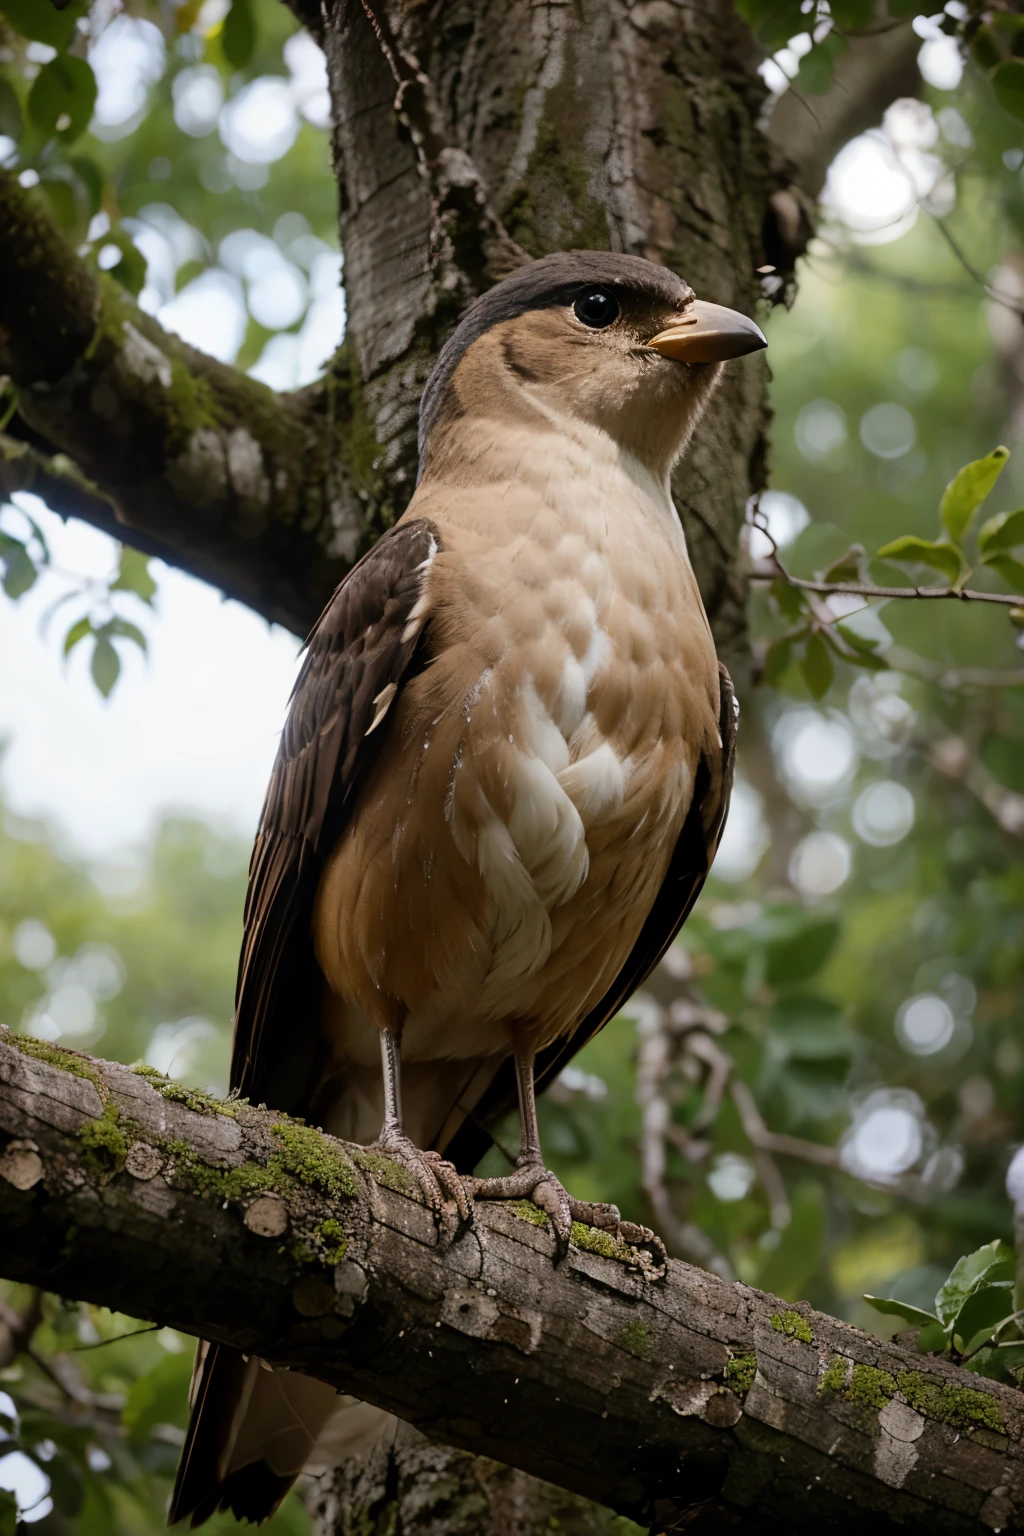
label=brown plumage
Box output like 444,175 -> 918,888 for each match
169,250 -> 761,1527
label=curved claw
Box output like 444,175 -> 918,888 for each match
469,1164 -> 666,1275
369,1134 -> 472,1227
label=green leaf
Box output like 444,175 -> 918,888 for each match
862,1295 -> 942,1329
935,1240 -> 1016,1328
94,229 -> 147,297
0,1488 -> 16,1536
63,617 -> 92,656
90,635 -> 121,698
122,1351 -> 193,1438
800,632 -> 833,700
971,25 -> 1003,73
992,60 -> 1024,124
978,507 -> 1024,556
965,1342 -> 1024,1383
917,1318 -> 950,1353
110,547 -> 157,606
222,0 -> 256,68
37,173 -> 85,238
982,553 -> 1024,595
761,635 -> 793,686
771,577 -> 806,622
734,0 -> 805,50
795,33 -> 847,95
875,535 -> 965,585
101,616 -> 148,654
834,622 -> 879,654
769,998 -> 855,1061
820,544 -> 867,584
46,1450 -> 84,1517
0,533 -> 38,598
67,155 -> 103,217
175,257 -> 207,293
28,55 -> 97,145
829,0 -> 874,27
955,1282 -> 1016,1356
0,76 -> 23,142
939,445 -> 1010,541
0,0 -> 86,47
763,916 -> 839,987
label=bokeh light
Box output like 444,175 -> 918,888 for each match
896,993 -> 956,1056
852,780 -> 915,847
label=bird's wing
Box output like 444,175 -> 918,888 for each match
446,662 -> 738,1173
230,516 -> 439,1112
169,517 -> 439,1530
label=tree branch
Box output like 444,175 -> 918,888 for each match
750,556 -> 1024,612
3,1031 -> 1023,1534
0,170 -> 385,636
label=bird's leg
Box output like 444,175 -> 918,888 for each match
467,1050 -> 625,1254
369,1028 -> 471,1222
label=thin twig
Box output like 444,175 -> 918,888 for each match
749,555 -> 1024,610
931,216 -> 1024,318
69,1324 -> 160,1351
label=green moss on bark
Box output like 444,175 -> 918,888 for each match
616,1319 -> 651,1360
131,1065 -> 236,1117
319,1218 -> 349,1264
770,1311 -> 813,1344
10,1034 -> 104,1089
78,1100 -> 128,1175
897,1371 -> 1005,1435
272,1121 -> 357,1200
352,1149 -> 416,1194
569,1221 -> 633,1262
725,1352 -> 757,1395
508,1199 -> 549,1228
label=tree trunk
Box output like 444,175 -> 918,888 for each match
324,0 -> 786,668
311,1421 -> 641,1536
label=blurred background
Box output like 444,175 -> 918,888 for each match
2,0 -> 1024,1529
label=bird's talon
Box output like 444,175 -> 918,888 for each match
367,1135 -> 471,1227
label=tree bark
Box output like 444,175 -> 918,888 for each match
311,1421 -> 641,1536
3,1033 -> 1023,1536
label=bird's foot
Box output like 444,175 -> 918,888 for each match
468,1163 -> 667,1274
367,1131 -> 471,1225
467,1160 -> 621,1258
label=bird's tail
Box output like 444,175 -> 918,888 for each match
168,1048 -> 503,1527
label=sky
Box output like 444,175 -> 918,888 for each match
0,504 -> 301,858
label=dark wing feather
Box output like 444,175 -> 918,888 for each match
447,663 -> 738,1174
169,518 -> 438,1529
230,517 -> 438,1112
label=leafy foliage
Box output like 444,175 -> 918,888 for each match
866,1239 -> 1024,1382
0,796 -> 307,1531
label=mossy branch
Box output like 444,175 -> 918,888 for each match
0,169 -> 388,635
2,1031 -> 1023,1533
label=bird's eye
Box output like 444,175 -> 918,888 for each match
573,290 -> 620,329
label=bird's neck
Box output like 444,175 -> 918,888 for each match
421,404 -> 690,557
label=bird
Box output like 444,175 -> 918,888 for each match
169,249 -> 765,1527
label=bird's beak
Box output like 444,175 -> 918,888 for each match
647,300 -> 767,364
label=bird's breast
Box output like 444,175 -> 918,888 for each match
314,468 -> 720,1057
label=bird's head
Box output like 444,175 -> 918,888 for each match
418,251 -> 766,485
